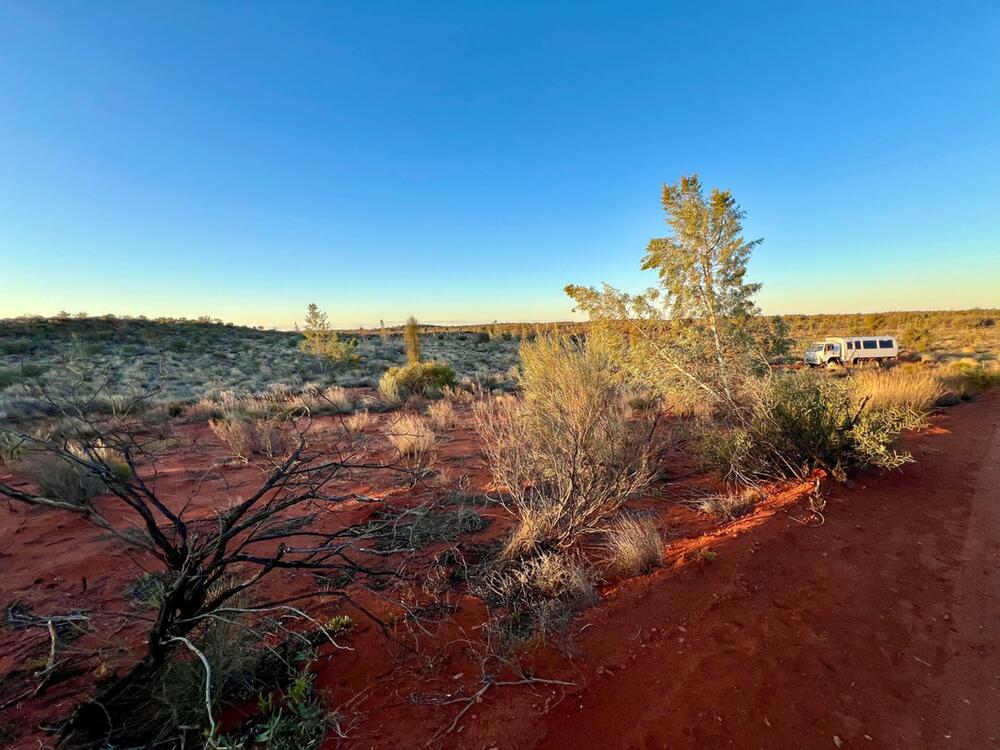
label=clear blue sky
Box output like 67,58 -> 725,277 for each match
2,2 -> 998,329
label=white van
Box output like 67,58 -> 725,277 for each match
803,335 -> 898,366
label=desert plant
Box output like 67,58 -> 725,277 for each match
16,452 -> 106,506
299,303 -> 358,368
426,399 -> 457,431
566,175 -> 790,418
477,551 -> 596,647
600,516 -> 662,575
699,372 -> 915,483
849,367 -> 944,415
209,415 -> 291,463
344,408 -> 372,431
404,315 -> 421,365
694,487 -> 761,521
475,333 -> 657,558
385,414 -> 436,463
378,361 -> 456,402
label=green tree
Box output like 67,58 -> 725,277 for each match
863,313 -> 888,335
902,322 -> 932,352
299,303 -> 357,368
566,175 -> 786,414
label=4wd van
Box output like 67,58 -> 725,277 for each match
803,335 -> 898,366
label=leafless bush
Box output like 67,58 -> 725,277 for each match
600,516 -> 662,576
0,368 -> 408,748
477,551 -> 597,647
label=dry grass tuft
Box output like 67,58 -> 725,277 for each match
695,487 -> 761,522
385,414 -> 436,461
209,417 -> 291,463
425,399 -> 457,431
344,409 -> 371,432
600,516 -> 662,576
849,367 -> 945,414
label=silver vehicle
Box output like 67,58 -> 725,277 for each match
803,335 -> 899,366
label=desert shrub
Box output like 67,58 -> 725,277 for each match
695,487 -> 761,521
226,668 -> 330,750
16,452 -> 105,506
287,385 -> 353,415
344,408 -> 371,431
384,414 -> 436,462
0,340 -> 32,355
941,360 -> 1000,399
209,416 -> 291,463
475,333 -> 656,558
477,551 -> 596,647
425,399 -> 456,430
600,516 -> 662,576
700,372 -> 915,483
378,361 -> 456,402
849,367 -> 944,415
0,363 -> 48,390
365,505 -> 489,550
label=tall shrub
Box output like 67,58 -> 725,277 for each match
475,329 -> 656,558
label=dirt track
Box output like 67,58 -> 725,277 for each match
449,393 -> 1000,750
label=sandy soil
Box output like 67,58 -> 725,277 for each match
1,394 -> 998,749
422,393 -> 1000,750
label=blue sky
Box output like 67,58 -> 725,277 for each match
1,2 -> 998,329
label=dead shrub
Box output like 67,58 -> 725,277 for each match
477,551 -> 596,647
600,516 -> 662,576
365,505 -> 489,550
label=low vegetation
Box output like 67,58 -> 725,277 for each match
695,487 -> 761,522
385,413 -> 436,463
475,331 -> 657,559
2,177 -> 999,748
600,516 -> 663,576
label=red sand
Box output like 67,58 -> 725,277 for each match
2,394 -> 999,749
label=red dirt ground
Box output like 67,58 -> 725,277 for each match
2,393 -> 999,749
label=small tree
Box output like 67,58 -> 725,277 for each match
404,316 -> 421,365
566,175 -> 788,417
299,303 -> 358,368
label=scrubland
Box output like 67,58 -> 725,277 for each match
1,181 -> 998,749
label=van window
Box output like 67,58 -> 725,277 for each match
847,341 -> 854,350
862,340 -> 877,350
878,339 -> 894,349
